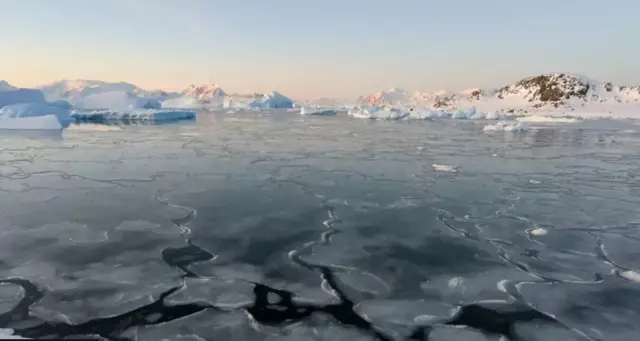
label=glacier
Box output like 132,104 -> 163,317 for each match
71,109 -> 196,122
0,103 -> 73,130
73,91 -> 161,110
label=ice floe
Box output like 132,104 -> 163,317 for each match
348,106 -> 409,120
71,109 -> 196,122
483,121 -> 529,132
299,107 -> 337,116
0,103 -> 73,130
516,115 -> 580,123
432,164 -> 458,173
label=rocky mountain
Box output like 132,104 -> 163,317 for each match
358,73 -> 640,112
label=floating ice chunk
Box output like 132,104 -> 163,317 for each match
516,115 -> 579,123
348,106 -> 408,120
355,300 -> 454,326
408,109 -> 447,119
161,96 -> 204,109
299,107 -> 337,116
0,115 -> 63,130
619,270 -> 640,283
432,164 -> 458,173
0,329 -> 26,339
0,88 -> 46,108
165,277 -> 254,309
483,121 -> 529,132
74,91 -> 160,110
528,227 -> 548,237
0,103 -> 73,130
248,91 -> 293,109
71,109 -> 195,122
485,111 -> 504,120
50,99 -> 72,109
452,107 -> 476,119
66,123 -> 123,131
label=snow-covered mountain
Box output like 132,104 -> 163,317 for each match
358,73 -> 640,113
181,84 -> 226,101
0,80 -> 17,92
38,79 -> 144,102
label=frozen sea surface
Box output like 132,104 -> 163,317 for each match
0,110 -> 639,340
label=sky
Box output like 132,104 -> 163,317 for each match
0,0 -> 638,100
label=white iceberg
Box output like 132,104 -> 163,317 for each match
348,106 -> 409,120
299,107 -> 337,116
0,329 -> 26,339
0,88 -> 46,108
161,96 -> 205,110
483,120 -> 529,132
485,111 -> 504,120
73,91 -> 161,110
0,103 -> 73,130
71,109 -> 195,122
247,91 -> 294,109
516,115 -> 579,123
451,106 -> 476,119
408,109 -> 448,119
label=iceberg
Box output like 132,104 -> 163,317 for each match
73,91 -> 161,110
0,328 -> 26,339
408,109 -> 448,119
451,106 -> 476,119
50,99 -> 73,109
483,120 -> 529,132
0,88 -> 46,108
161,96 -> 205,110
348,106 -> 409,120
248,91 -> 294,109
485,111 -> 504,120
0,103 -> 73,130
299,107 -> 337,116
71,109 -> 196,122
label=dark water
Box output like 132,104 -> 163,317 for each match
1,112 -> 639,340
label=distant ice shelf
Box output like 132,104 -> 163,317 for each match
71,109 -> 196,122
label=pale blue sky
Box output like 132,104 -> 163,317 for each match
0,0 -> 637,99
